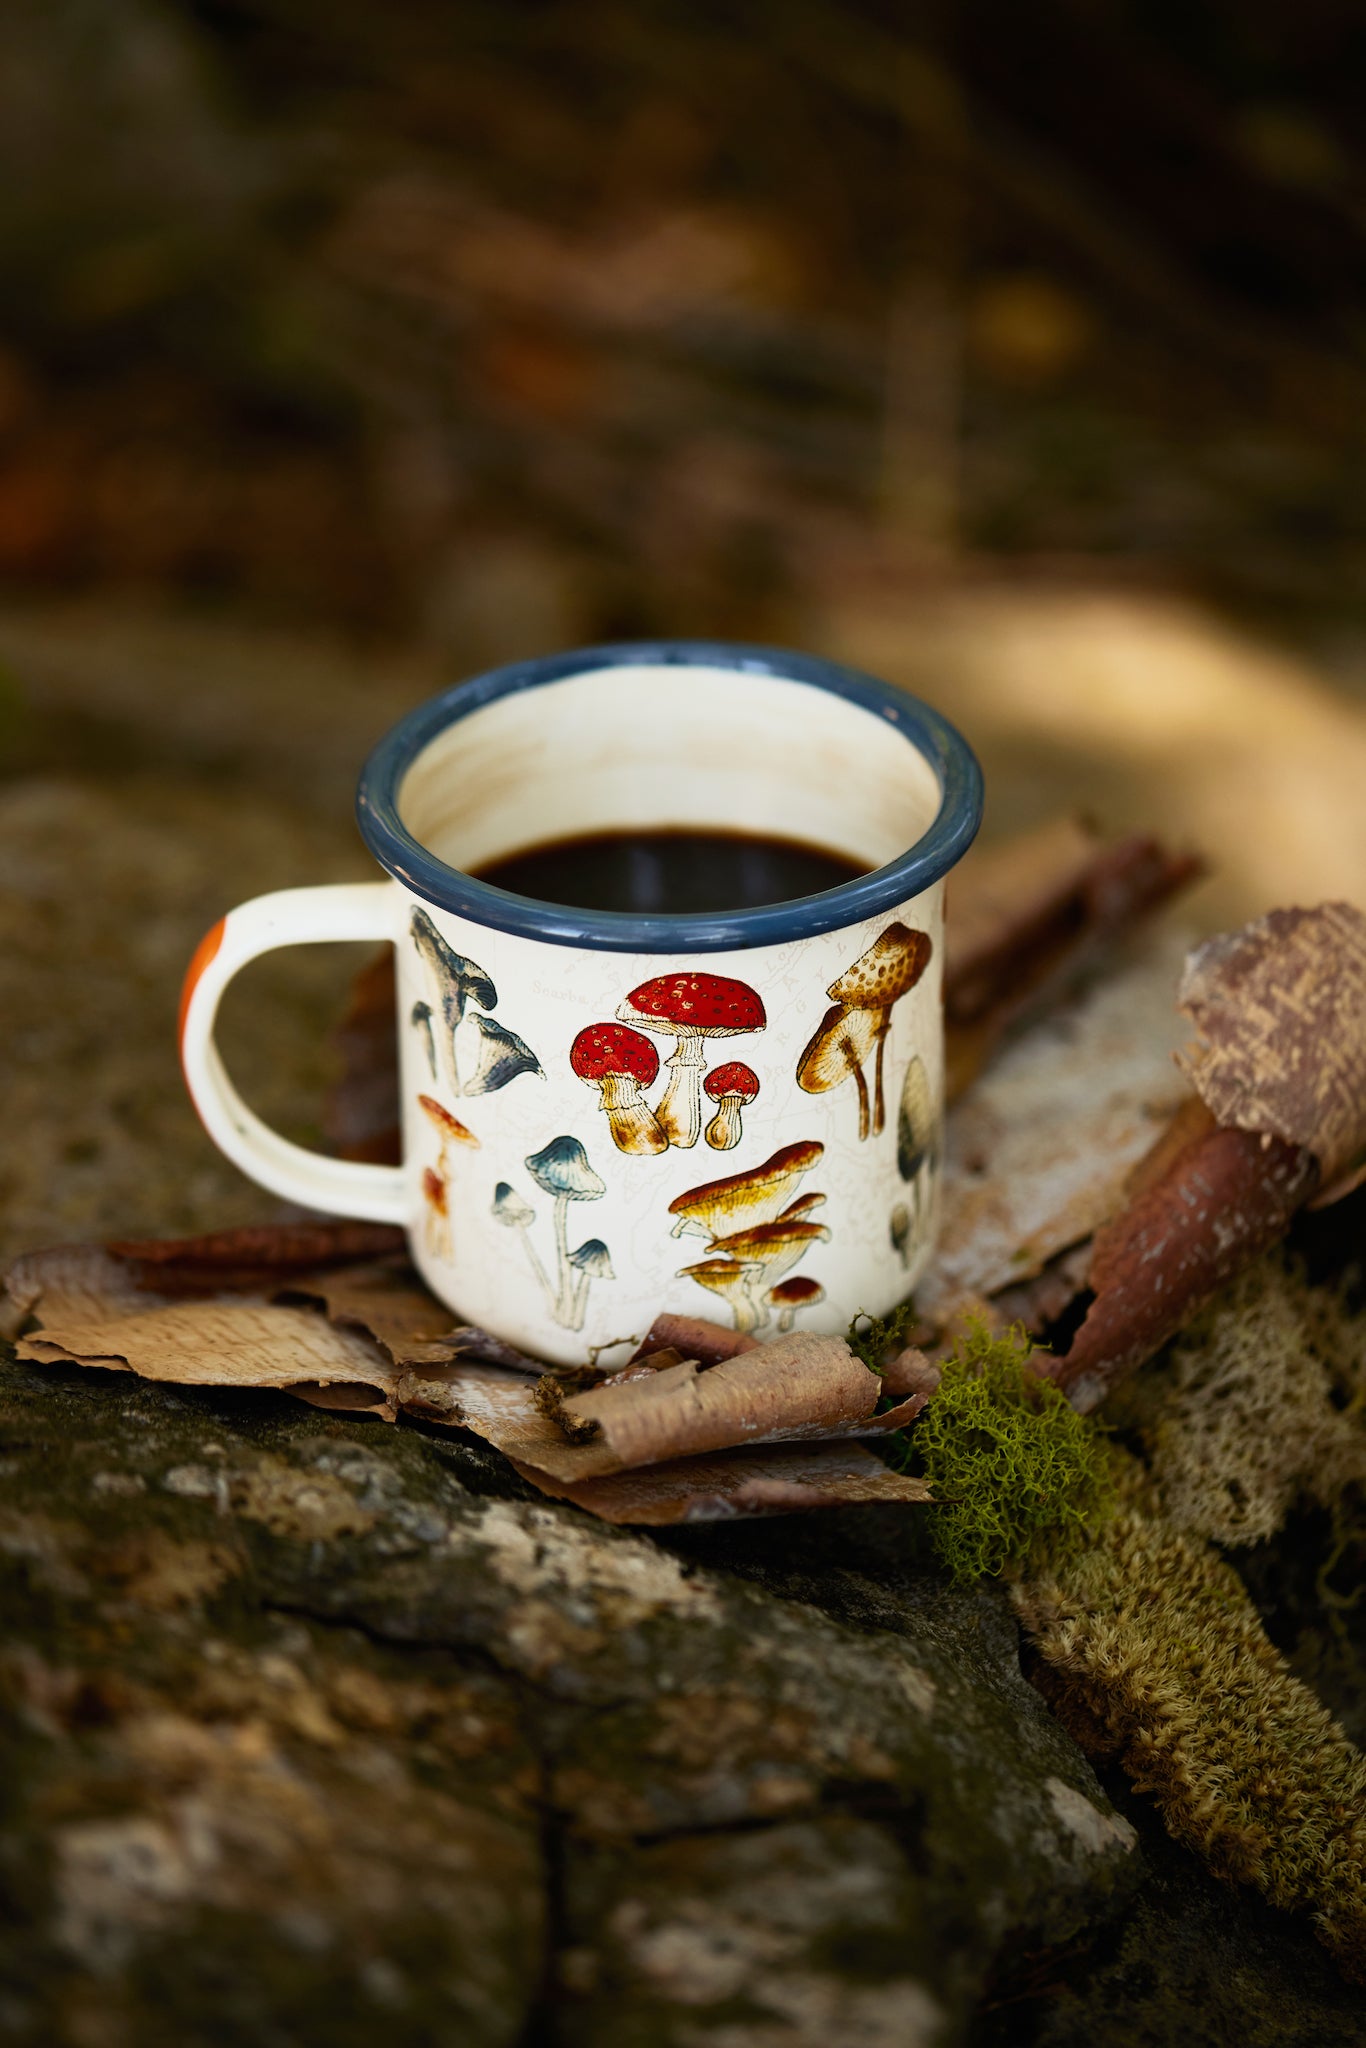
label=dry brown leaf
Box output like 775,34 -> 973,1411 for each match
1177,902 -> 1366,1193
107,1220 -> 408,1294
511,1442 -> 932,1523
276,1260 -> 545,1376
10,1241 -> 398,1411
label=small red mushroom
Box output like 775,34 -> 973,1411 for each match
617,972 -> 766,1149
570,1023 -> 667,1156
702,1061 -> 760,1151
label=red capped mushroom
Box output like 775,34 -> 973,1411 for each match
703,1062 -> 760,1151
617,972 -> 766,1149
570,1023 -> 667,1156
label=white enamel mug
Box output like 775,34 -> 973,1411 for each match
180,643 -> 982,1366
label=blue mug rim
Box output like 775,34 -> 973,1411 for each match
355,639 -> 983,954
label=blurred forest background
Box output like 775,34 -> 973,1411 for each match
3,0 -> 1366,1246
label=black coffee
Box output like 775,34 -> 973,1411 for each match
474,828 -> 867,915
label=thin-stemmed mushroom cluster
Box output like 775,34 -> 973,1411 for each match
409,908 -> 543,1099
492,1136 -> 614,1331
571,972 -> 766,1155
669,1141 -> 830,1334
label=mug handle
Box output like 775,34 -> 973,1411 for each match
179,882 -> 406,1225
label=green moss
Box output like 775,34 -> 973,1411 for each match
845,1303 -> 919,1375
913,1322 -> 1114,1583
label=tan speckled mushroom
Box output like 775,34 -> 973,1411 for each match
667,1140 -> 824,1241
767,1275 -> 826,1332
798,923 -> 933,1139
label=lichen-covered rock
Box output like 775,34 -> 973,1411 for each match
0,1349 -> 1140,2044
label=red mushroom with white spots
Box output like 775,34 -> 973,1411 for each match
570,1023 -> 668,1156
702,1061 -> 759,1151
616,972 -> 766,1149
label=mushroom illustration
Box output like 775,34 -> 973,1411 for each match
417,1095 -> 480,1261
797,923 -> 933,1139
890,1202 -> 912,1269
492,1180 -> 552,1308
524,1136 -> 608,1327
570,1023 -> 667,1156
616,972 -> 766,1148
410,908 -> 497,1096
768,1275 -> 825,1332
668,1140 -> 824,1241
778,1191 -> 826,1223
564,1238 -> 615,1332
897,1053 -> 936,1183
677,1258 -> 764,1335
795,1002 -> 880,1140
702,1062 -> 759,1151
421,1166 -> 450,1262
410,1000 -> 437,1081
708,1218 -> 832,1327
464,1013 -> 544,1097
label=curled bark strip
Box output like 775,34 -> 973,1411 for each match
629,1314 -> 761,1365
422,1339 -> 924,1485
1054,1125 -> 1317,1412
549,1335 -> 923,1481
107,1221 -> 407,1294
512,1442 -> 932,1524
945,819 -> 1202,1098
1177,901 -> 1366,1191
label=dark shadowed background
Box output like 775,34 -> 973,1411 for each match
3,0 -> 1366,1236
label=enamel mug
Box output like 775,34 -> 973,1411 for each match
180,643 -> 982,1366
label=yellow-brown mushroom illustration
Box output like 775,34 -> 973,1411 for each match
796,923 -> 933,1140
675,1257 -> 764,1334
417,1094 -> 480,1261
669,1142 -> 829,1332
667,1140 -> 824,1241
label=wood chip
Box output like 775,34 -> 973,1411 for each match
1053,1123 -> 1317,1413
916,932 -> 1193,1328
511,1442 -> 932,1523
1176,901 -> 1366,1191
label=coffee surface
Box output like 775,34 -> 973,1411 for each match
473,828 -> 867,915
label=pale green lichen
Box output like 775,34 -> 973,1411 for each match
1112,1256 -> 1366,1548
911,1321 -> 1114,1583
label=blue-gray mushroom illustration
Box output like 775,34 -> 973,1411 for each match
464,1013 -> 544,1095
410,1000 -> 437,1081
408,906 -> 541,1098
492,1137 -> 610,1331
